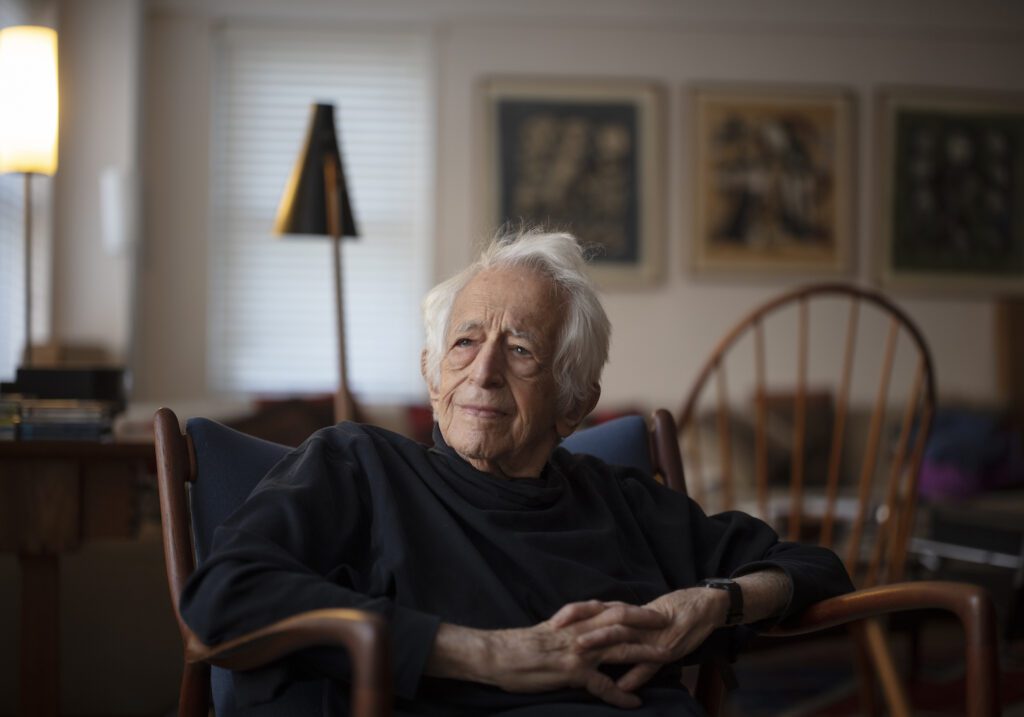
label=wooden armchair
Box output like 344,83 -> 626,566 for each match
154,406 -> 999,716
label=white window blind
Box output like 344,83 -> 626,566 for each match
209,26 -> 432,403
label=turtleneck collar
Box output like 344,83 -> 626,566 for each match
429,423 -> 565,508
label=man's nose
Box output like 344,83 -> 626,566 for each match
469,341 -> 505,387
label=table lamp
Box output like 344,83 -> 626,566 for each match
0,25 -> 59,368
274,103 -> 359,423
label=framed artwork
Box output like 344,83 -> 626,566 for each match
481,77 -> 665,288
692,85 -> 855,275
877,87 -> 1024,293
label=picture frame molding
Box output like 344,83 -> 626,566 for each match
479,75 -> 667,289
689,82 -> 857,278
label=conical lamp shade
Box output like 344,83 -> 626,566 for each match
274,103 -> 358,237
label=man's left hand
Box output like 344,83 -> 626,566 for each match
568,588 -> 727,691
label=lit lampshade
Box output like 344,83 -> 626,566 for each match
274,103 -> 358,238
0,25 -> 59,175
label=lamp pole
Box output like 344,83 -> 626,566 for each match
23,172 -> 33,366
323,156 -> 352,423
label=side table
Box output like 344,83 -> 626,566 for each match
0,440 -> 153,717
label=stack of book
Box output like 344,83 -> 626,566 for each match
0,366 -> 126,441
16,399 -> 116,441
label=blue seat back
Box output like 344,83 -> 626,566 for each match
188,412 -> 652,567
563,414 -> 652,475
187,418 -> 291,564
186,418 -> 322,715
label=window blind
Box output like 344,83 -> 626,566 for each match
209,26 -> 433,403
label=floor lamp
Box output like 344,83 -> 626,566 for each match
274,103 -> 359,423
0,25 -> 59,369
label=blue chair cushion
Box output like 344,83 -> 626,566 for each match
187,417 -> 291,563
186,418 -> 322,715
562,414 -> 652,476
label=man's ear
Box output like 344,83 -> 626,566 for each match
555,383 -> 601,438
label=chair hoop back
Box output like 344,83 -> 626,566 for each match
677,283 -> 936,587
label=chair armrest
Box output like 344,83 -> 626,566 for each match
184,608 -> 392,717
766,581 -> 998,717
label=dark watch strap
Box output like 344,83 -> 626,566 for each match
697,578 -> 743,626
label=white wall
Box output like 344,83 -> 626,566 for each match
52,0 -> 141,361
132,9 -> 212,401
132,0 -> 1024,413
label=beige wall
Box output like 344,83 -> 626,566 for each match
52,0 -> 141,361
119,1 -> 1024,413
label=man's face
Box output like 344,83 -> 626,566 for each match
426,265 -> 570,478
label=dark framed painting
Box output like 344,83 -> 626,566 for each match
481,77 -> 665,288
692,84 -> 855,275
878,88 -> 1024,293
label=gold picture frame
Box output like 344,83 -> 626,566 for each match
692,84 -> 855,276
481,77 -> 666,288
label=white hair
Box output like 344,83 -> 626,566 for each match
422,229 -> 611,417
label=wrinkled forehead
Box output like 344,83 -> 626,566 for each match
447,265 -> 566,339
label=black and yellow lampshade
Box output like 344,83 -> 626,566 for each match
274,103 -> 358,238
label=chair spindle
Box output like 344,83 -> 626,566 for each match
715,360 -> 734,510
822,297 -> 859,549
753,319 -> 769,520
844,318 -> 899,579
788,298 -> 810,541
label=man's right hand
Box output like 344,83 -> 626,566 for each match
425,600 -> 672,709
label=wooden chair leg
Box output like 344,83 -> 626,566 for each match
851,621 -> 880,716
694,661 -> 728,717
860,614 -> 909,717
178,660 -> 210,717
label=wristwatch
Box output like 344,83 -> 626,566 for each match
697,578 -> 743,626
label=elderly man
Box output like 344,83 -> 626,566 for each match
181,230 -> 853,716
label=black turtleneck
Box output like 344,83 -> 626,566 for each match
180,422 -> 852,715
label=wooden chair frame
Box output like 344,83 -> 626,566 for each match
674,283 -> 949,715
155,406 -> 999,717
677,283 -> 936,586
648,408 -> 999,717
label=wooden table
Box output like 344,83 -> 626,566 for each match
0,440 -> 154,717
